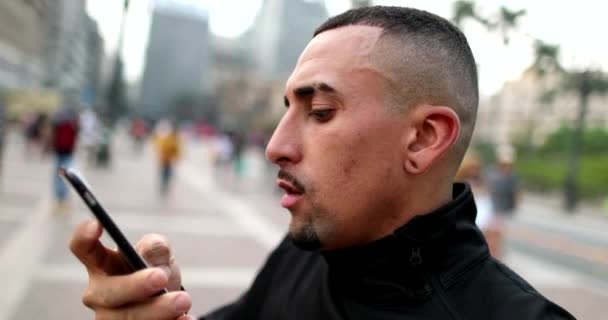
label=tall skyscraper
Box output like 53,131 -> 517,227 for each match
249,0 -> 329,80
138,6 -> 210,118
83,16 -> 104,105
44,0 -> 89,95
0,0 -> 47,89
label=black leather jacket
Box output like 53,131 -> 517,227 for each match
203,183 -> 575,319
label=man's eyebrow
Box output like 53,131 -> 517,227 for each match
284,82 -> 337,107
294,82 -> 337,98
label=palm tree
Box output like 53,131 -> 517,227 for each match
452,1 -> 490,29
497,6 -> 526,45
452,1 -> 525,44
451,1 -> 525,156
561,70 -> 608,210
531,40 -> 562,76
530,40 -> 608,210
455,3 -> 608,211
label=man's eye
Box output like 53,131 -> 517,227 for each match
309,109 -> 334,122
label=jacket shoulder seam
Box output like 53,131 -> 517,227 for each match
491,259 -> 573,318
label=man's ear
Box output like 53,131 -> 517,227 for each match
403,106 -> 460,175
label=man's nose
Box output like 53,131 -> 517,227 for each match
265,115 -> 302,166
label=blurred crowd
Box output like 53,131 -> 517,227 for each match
2,96 -> 273,213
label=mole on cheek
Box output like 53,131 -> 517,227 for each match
342,132 -> 363,176
342,158 -> 357,176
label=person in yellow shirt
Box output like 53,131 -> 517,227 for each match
153,120 -> 181,197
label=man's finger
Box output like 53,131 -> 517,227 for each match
70,219 -> 131,275
166,255 -> 183,291
137,234 -> 172,269
69,219 -> 107,271
83,268 -> 170,308
95,292 -> 192,320
136,234 -> 182,290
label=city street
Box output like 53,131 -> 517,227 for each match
0,130 -> 606,319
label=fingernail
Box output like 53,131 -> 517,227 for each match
147,269 -> 166,290
175,293 -> 190,314
86,220 -> 99,237
160,265 -> 172,278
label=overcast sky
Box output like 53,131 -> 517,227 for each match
87,0 -> 608,97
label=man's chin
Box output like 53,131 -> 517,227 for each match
288,230 -> 322,251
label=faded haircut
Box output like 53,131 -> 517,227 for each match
314,6 -> 479,165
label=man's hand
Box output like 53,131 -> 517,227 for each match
70,219 -> 194,319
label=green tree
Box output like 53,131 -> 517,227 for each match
453,2 -> 608,211
452,1 -> 490,29
106,57 -> 128,124
452,1 -> 526,151
561,70 -> 608,210
496,7 -> 526,45
105,0 -> 130,125
452,1 -> 525,45
529,40 -> 608,210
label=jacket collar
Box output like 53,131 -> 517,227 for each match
322,183 -> 489,303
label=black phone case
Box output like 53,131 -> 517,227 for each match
59,167 -> 169,295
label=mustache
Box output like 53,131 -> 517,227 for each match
278,170 -> 306,193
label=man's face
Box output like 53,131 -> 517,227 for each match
265,26 -> 412,250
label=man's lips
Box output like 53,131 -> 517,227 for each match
277,179 -> 304,208
277,179 -> 303,194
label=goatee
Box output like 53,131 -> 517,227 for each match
289,225 -> 322,251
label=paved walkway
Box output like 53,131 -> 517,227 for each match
0,130 -> 605,319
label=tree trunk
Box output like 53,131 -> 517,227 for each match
563,72 -> 591,211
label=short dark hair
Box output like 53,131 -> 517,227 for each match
314,6 -> 478,162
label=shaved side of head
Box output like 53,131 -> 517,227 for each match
315,6 -> 479,168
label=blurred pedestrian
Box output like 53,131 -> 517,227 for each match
230,131 -> 245,178
51,105 -> 79,212
24,112 -> 50,158
153,120 -> 182,197
79,108 -> 100,167
487,144 -> 519,258
129,117 -> 148,155
456,150 -> 500,256
0,94 -> 5,190
95,116 -> 113,168
212,131 -> 233,169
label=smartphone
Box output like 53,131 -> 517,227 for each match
59,167 -> 169,295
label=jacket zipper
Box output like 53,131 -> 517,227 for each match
410,247 -> 461,320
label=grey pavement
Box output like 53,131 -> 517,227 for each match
0,130 -> 606,319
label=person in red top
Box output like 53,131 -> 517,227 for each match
51,105 -> 79,212
130,117 -> 149,154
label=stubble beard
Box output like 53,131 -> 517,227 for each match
289,220 -> 322,251
288,201 -> 331,251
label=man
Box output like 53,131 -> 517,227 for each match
487,144 -> 520,258
51,104 -> 79,212
69,6 -> 574,320
79,108 -> 100,167
0,92 -> 5,189
153,119 -> 182,197
489,145 -> 519,217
